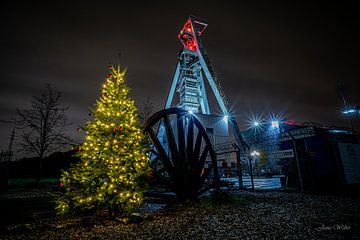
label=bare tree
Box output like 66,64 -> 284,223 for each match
139,96 -> 154,124
16,85 -> 72,184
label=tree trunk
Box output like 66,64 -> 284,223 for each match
35,157 -> 44,186
107,207 -> 114,219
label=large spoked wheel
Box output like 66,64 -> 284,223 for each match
144,108 -> 220,200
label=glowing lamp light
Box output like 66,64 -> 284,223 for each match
188,110 -> 193,115
250,150 -> 260,157
248,115 -> 263,130
343,109 -> 356,114
223,115 -> 228,122
271,121 -> 279,128
284,120 -> 295,125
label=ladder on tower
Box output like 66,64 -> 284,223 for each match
199,47 -> 229,109
194,22 -> 248,153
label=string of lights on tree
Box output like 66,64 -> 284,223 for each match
56,65 -> 149,216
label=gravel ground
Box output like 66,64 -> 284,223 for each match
1,190 -> 359,240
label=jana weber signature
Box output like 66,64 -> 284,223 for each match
316,224 -> 351,231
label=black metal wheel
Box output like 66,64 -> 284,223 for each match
144,108 -> 219,200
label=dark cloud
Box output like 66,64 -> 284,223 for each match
1,1 -> 359,157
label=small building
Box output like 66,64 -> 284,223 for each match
279,126 -> 360,192
194,113 -> 234,175
240,122 -> 360,192
194,113 -> 229,145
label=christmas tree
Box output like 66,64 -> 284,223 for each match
56,65 -> 149,217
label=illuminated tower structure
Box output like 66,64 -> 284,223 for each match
165,16 -> 228,116
165,16 -> 245,164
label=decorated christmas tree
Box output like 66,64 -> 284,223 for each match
56,65 -> 149,217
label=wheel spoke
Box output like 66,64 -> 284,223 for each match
163,114 -> 179,167
199,145 -> 209,170
198,181 -> 215,195
209,147 -> 220,187
150,149 -> 159,158
193,131 -> 203,162
186,116 -> 194,166
144,108 -> 220,199
199,164 -> 213,185
177,112 -> 186,166
147,127 -> 174,179
151,170 -> 173,189
195,145 -> 209,185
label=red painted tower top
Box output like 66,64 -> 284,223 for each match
178,16 -> 208,51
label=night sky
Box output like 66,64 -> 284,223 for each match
1,1 -> 359,157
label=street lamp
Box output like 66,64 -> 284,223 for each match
250,150 -> 260,157
248,115 -> 264,131
271,120 -> 279,129
341,107 -> 359,132
267,113 -> 283,134
250,150 -> 260,175
223,114 -> 228,122
342,106 -> 359,116
342,109 -> 357,114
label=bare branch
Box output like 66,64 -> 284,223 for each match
139,96 -> 154,124
15,85 -> 73,158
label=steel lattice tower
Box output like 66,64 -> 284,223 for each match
165,16 -> 229,115
165,16 -> 245,148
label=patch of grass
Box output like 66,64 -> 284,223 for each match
200,191 -> 248,208
8,178 -> 59,187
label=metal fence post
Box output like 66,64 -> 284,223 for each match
287,132 -> 304,193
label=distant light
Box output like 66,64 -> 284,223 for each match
343,109 -> 356,114
223,115 -> 228,122
271,121 -> 279,128
188,110 -> 193,115
328,129 -> 352,134
250,150 -> 260,157
247,114 -> 264,131
284,120 -> 295,125
268,113 -> 282,130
